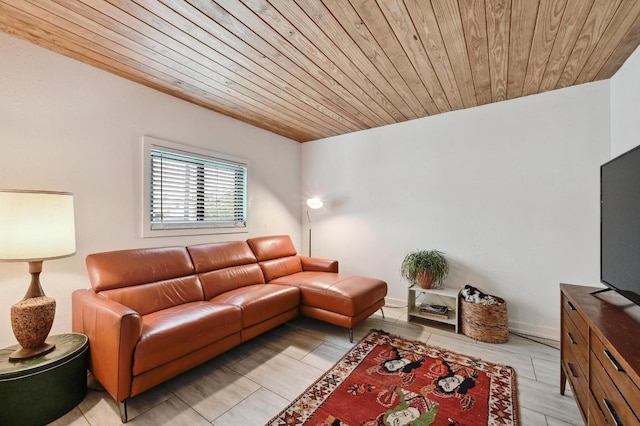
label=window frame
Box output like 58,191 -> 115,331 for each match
142,136 -> 249,238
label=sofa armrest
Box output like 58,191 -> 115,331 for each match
300,256 -> 339,273
72,289 -> 143,402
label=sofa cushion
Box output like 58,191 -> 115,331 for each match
198,264 -> 266,300
187,241 -> 258,272
188,241 -> 267,299
300,256 -> 339,273
271,272 -> 387,317
101,276 -> 204,316
210,284 -> 299,328
86,247 -> 195,292
258,256 -> 303,282
133,301 -> 242,376
247,235 -> 297,261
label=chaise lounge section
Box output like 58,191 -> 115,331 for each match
247,235 -> 388,342
72,235 -> 386,422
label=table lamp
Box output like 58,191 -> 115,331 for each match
306,197 -> 323,256
0,190 -> 76,361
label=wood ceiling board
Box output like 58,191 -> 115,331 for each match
507,0 -> 540,99
596,13 -> 640,80
521,0 -> 568,96
427,0 -> 468,111
348,0 -> 440,116
485,0 -> 511,102
291,0 -> 418,121
576,0 -> 640,83
241,0 -> 397,126
405,0 -> 472,110
214,0 -> 381,129
379,0 -> 458,112
174,0 -> 364,133
182,0 -> 368,132
458,0 -> 491,106
557,0 -> 622,88
321,0 -> 428,117
538,0 -> 594,92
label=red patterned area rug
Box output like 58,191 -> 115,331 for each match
267,329 -> 518,426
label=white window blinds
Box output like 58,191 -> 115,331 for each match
149,146 -> 247,230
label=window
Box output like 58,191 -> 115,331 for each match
143,137 -> 247,237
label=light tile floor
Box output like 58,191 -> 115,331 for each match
50,306 -> 583,426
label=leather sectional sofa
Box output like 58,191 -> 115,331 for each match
72,235 -> 387,422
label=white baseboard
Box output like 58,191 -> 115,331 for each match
508,321 -> 559,342
383,296 -> 407,309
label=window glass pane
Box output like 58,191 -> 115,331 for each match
148,145 -> 247,231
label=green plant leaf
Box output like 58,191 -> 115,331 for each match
400,249 -> 449,286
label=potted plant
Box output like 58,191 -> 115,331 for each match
400,250 -> 449,289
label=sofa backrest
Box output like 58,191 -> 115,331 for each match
187,241 -> 266,300
246,235 -> 302,282
85,247 -> 203,315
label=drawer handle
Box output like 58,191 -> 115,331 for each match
602,398 -> 622,426
604,349 -> 625,372
567,331 -> 577,345
567,362 -> 578,378
567,300 -> 576,311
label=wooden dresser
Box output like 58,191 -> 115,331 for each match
560,284 -> 640,425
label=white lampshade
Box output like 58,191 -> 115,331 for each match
0,190 -> 76,261
306,197 -> 323,209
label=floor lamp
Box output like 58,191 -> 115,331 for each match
0,190 -> 76,361
306,197 -> 323,256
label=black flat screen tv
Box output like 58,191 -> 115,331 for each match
600,144 -> 640,306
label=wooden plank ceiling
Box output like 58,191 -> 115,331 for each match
2,1 -> 640,142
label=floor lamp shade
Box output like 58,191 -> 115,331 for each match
306,197 -> 323,257
306,197 -> 323,210
0,190 -> 76,360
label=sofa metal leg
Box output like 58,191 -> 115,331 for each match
119,400 -> 128,423
380,308 -> 385,319
349,329 -> 353,343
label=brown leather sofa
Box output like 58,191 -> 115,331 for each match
72,235 -> 386,422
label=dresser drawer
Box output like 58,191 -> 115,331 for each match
590,353 -> 640,426
588,392 -> 608,426
591,331 -> 640,417
562,351 -> 589,417
562,306 -> 588,375
562,293 -> 588,340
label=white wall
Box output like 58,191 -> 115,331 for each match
0,33 -> 302,347
303,82 -> 611,339
611,45 -> 640,156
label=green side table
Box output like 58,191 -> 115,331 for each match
0,333 -> 88,425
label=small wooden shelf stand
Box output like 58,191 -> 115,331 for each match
407,285 -> 460,333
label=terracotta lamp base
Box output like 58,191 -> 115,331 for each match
10,296 -> 56,361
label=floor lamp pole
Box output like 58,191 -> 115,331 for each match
307,207 -> 312,256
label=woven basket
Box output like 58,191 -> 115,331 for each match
460,296 -> 508,343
